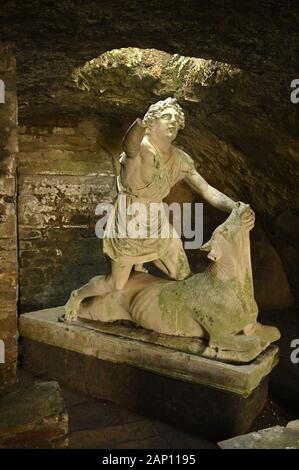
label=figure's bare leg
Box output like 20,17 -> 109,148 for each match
64,261 -> 133,322
153,239 -> 191,280
134,264 -> 148,273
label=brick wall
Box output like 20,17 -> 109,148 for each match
0,43 -> 18,389
18,120 -> 116,313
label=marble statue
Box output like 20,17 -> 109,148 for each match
62,97 -> 280,363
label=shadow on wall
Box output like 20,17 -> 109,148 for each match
260,309 -> 299,410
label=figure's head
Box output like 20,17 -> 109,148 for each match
144,97 -> 185,142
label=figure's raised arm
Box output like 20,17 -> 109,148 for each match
122,118 -> 147,158
186,170 -> 236,213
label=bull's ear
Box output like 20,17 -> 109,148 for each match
200,240 -> 212,252
207,248 -> 219,262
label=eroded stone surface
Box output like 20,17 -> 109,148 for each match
73,48 -> 242,107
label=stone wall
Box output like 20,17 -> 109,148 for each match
18,120 -> 116,313
0,43 -> 18,388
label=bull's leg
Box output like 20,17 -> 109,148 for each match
243,322 -> 281,344
64,261 -> 133,322
209,333 -> 260,353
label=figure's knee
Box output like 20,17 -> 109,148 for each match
163,243 -> 191,281
177,271 -> 190,281
170,270 -> 190,281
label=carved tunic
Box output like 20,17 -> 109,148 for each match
103,140 -> 195,264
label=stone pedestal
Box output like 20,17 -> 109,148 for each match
19,307 -> 279,441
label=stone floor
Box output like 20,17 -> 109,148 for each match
17,369 -> 217,449
63,386 -> 217,449
17,368 -> 294,449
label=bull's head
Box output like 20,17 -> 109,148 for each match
200,202 -> 255,263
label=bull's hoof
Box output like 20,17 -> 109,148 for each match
209,333 -> 260,353
251,322 -> 281,344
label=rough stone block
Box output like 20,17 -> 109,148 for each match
0,380 -> 68,448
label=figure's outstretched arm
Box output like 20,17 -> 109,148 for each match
185,170 -> 236,213
122,118 -> 147,158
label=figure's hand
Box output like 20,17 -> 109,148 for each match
235,201 -> 255,230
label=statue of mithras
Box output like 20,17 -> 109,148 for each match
62,97 -> 280,363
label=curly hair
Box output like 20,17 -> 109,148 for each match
143,97 -> 185,129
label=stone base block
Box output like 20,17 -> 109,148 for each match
0,380 -> 68,448
19,307 -> 279,441
218,420 -> 299,449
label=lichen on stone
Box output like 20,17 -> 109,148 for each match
73,47 -> 242,105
